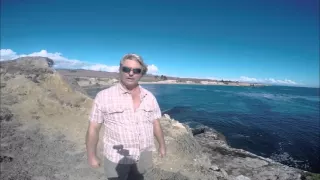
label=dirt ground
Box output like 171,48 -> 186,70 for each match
0,74 -> 105,180
0,112 -> 105,180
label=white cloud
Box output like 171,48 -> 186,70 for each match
0,49 -> 19,60
0,49 -> 299,85
147,64 -> 159,74
239,76 -> 258,82
206,76 -> 298,85
0,49 -> 159,74
81,64 -> 120,72
239,76 -> 297,85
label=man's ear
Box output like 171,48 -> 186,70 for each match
144,66 -> 148,75
118,64 -> 122,73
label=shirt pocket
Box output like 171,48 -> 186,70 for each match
141,106 -> 154,124
104,105 -> 129,125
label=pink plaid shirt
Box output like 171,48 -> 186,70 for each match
89,83 -> 162,164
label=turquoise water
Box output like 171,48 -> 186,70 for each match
87,84 -> 320,173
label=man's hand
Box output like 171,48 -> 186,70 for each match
88,155 -> 100,168
159,146 -> 166,158
153,119 -> 166,158
86,121 -> 102,168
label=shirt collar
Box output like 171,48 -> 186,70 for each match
117,82 -> 148,98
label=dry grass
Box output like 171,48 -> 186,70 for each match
5,73 -> 93,144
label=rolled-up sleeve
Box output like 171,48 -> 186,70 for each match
89,93 -> 104,123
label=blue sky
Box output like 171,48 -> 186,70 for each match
1,0 -> 319,87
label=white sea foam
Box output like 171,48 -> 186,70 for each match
269,141 -> 311,170
270,152 -> 310,170
237,92 -> 319,102
230,133 -> 250,138
182,87 -> 207,91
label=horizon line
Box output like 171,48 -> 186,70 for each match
55,68 -> 319,89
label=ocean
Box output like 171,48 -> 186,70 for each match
87,84 -> 320,173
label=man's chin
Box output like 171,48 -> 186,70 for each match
123,80 -> 138,86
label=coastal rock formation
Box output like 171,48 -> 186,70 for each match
1,57 -> 101,180
76,77 -> 118,87
152,115 -> 308,180
0,57 -> 317,180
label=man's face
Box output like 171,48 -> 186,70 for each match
119,59 -> 143,87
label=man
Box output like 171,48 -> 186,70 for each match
86,53 -> 166,180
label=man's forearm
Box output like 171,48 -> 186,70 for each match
86,129 -> 100,158
153,119 -> 165,148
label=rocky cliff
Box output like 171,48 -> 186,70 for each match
0,57 -> 318,180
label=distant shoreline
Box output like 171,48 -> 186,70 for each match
56,69 -> 267,88
57,69 -> 318,89
79,82 -> 267,89
139,81 -> 267,87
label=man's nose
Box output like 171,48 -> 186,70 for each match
128,70 -> 134,76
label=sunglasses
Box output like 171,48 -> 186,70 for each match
121,66 -> 142,74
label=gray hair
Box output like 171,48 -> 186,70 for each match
120,53 -> 148,75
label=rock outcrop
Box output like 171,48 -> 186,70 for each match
76,77 -> 118,87
1,57 -> 101,180
0,57 -> 318,180
151,115 -> 312,180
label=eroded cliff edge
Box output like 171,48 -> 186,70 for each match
0,57 -> 317,180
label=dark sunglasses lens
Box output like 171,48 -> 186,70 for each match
133,68 -> 142,74
122,67 -> 131,73
122,66 -> 142,74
